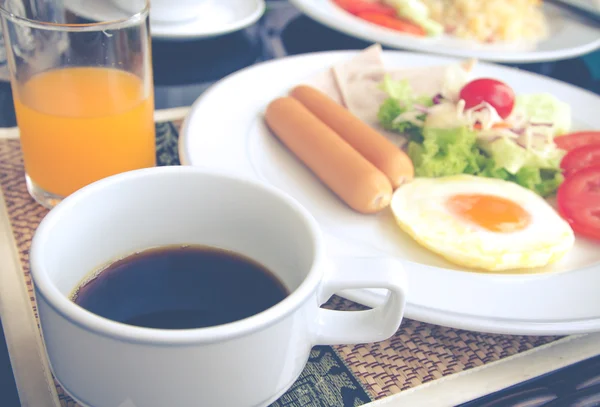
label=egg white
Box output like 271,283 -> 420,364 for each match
390,175 -> 575,271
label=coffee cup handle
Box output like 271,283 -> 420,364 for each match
312,257 -> 408,345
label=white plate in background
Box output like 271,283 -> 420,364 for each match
290,0 -> 600,62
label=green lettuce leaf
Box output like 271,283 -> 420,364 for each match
514,93 -> 572,136
409,126 -> 488,177
407,126 -> 565,196
479,161 -> 563,197
478,137 -> 565,175
378,98 -> 425,143
514,167 -> 564,197
479,159 -> 511,180
377,76 -> 433,142
379,76 -> 433,110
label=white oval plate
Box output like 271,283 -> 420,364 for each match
180,50 -> 600,335
64,0 -> 265,40
290,0 -> 600,63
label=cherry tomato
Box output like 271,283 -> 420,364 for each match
356,12 -> 426,36
557,165 -> 600,241
459,78 -> 516,119
332,0 -> 397,17
560,144 -> 600,178
554,131 -> 600,152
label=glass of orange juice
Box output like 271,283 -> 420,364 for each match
0,0 -> 155,208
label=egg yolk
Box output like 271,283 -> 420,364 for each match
446,194 -> 531,233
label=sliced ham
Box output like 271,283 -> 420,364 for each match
332,44 -> 387,126
301,67 -> 344,106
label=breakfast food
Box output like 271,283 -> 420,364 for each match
560,144 -> 600,178
555,131 -> 600,152
459,78 -> 515,119
557,166 -> 600,241
332,0 -> 549,43
304,45 -> 567,197
290,85 -> 414,188
374,58 -> 568,197
302,44 -> 475,147
264,97 -> 393,214
263,45 -> 600,273
554,130 -> 600,241
421,0 -> 548,42
332,0 -> 431,36
390,175 -> 575,271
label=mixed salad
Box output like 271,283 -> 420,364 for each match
377,66 -> 571,197
376,67 -> 600,241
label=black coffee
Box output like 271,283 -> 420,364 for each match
71,245 -> 289,329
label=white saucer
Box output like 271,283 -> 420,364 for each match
64,0 -> 266,40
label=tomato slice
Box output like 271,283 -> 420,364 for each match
332,0 -> 397,17
554,131 -> 600,152
356,12 -> 426,36
560,144 -> 600,177
557,165 -> 600,241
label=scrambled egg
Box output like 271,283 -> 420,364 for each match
390,175 -> 575,271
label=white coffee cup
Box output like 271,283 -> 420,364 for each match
30,166 -> 407,407
111,0 -> 211,23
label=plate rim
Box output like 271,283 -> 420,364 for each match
340,289 -> 600,336
289,0 -> 600,62
179,49 -> 600,335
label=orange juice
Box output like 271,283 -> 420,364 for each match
13,67 -> 156,197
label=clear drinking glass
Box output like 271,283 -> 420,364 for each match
0,0 -> 156,208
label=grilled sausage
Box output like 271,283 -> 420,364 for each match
290,85 -> 414,189
264,97 -> 393,214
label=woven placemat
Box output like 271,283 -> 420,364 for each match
0,120 -> 563,407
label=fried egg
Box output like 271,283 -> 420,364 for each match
390,175 -> 575,271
